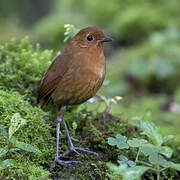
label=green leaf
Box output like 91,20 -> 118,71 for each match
127,138 -> 147,148
140,143 -> 158,156
9,148 -> 20,153
160,146 -> 173,158
118,155 -> 128,161
140,144 -> 172,166
168,162 -> 180,171
108,138 -> 117,146
107,163 -> 149,180
148,154 -> 170,166
127,160 -> 136,167
108,134 -> 129,149
9,113 -> 26,139
148,153 -> 159,165
118,160 -> 127,166
10,137 -> 41,153
0,159 -> 15,171
118,155 -> 128,165
163,135 -> 174,143
140,143 -> 160,165
107,162 -> 123,172
0,125 -> 8,139
0,148 -> 8,157
140,120 -> 163,146
158,155 -> 170,167
118,155 -> 136,167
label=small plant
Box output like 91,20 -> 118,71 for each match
0,113 -> 41,171
86,94 -> 122,122
63,24 -> 80,42
107,115 -> 180,180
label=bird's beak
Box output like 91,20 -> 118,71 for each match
98,36 -> 113,43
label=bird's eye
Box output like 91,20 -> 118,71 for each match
86,35 -> 93,41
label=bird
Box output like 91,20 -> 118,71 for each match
37,27 -> 112,169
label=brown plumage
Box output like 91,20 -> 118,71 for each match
37,27 -> 112,169
37,27 -> 111,106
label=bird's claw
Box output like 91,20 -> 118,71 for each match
71,147 -> 81,155
73,147 -> 98,156
50,146 -> 98,170
59,146 -> 98,158
56,159 -> 82,166
50,158 -> 82,171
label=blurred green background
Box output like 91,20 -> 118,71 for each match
1,0 -> 180,137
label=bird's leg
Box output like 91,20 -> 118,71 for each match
59,117 -> 98,158
50,106 -> 81,171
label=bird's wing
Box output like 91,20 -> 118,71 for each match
37,52 -> 70,104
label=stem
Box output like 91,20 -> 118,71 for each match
160,167 -> 168,172
157,151 -> 160,180
157,167 -> 160,180
135,148 -> 140,163
138,160 -> 153,167
157,155 -> 160,180
135,149 -> 153,167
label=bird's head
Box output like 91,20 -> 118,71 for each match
69,27 -> 112,49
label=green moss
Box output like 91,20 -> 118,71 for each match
1,162 -> 50,180
0,37 -> 53,102
0,89 -> 135,179
0,90 -> 54,178
46,109 -> 139,179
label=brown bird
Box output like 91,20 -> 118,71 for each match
37,27 -> 112,169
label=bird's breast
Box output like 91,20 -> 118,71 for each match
52,53 -> 106,106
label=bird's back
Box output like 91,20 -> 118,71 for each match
37,50 -> 70,104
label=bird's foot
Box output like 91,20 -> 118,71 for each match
50,158 -> 82,171
59,146 -> 98,158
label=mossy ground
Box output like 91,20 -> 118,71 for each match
0,37 -> 179,179
0,37 -> 136,179
0,89 -> 138,179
